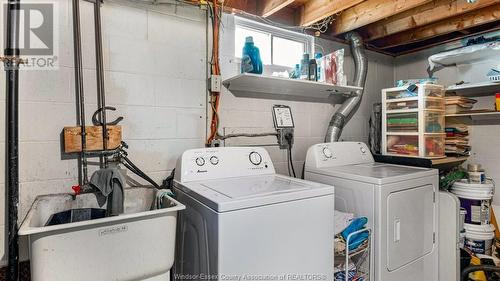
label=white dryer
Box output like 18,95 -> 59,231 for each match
304,142 -> 439,281
173,147 -> 335,281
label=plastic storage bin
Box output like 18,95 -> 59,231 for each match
386,135 -> 419,156
386,112 -> 418,132
425,111 -> 444,133
382,84 -> 446,159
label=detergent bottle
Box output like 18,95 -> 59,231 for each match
241,36 -> 263,74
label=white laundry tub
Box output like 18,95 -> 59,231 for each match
19,187 -> 185,281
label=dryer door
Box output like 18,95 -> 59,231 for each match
386,184 -> 435,271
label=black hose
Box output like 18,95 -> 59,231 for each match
4,1 -> 20,280
461,265 -> 500,281
287,148 -> 296,178
122,162 -> 159,188
122,156 -> 159,188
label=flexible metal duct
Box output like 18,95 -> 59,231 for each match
325,32 -> 368,142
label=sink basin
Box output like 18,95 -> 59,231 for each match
19,187 -> 185,281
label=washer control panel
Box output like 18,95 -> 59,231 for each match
176,147 -> 275,182
305,142 -> 374,169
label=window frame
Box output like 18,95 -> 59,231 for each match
234,16 -> 314,68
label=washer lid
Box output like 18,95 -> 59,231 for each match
175,174 -> 334,212
307,162 -> 436,184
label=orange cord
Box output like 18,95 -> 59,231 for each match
207,0 -> 221,145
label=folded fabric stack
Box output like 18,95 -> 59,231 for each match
445,96 -> 477,114
445,122 -> 470,156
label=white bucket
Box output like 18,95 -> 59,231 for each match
464,223 -> 496,255
450,180 -> 494,225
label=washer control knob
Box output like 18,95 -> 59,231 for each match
195,157 -> 205,166
360,147 -> 367,154
210,156 -> 219,165
322,147 -> 333,158
249,152 -> 262,165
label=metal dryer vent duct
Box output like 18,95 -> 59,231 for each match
325,32 -> 368,142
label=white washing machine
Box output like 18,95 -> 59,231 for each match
173,147 -> 335,281
304,142 -> 439,281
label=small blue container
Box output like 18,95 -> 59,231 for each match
241,36 -> 263,74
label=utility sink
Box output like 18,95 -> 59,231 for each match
19,187 -> 185,281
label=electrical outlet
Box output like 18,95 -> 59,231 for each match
277,128 -> 294,150
209,75 -> 222,92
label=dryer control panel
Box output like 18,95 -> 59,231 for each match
175,147 -> 276,182
305,142 -> 374,169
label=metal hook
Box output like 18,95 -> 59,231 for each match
92,106 -> 123,126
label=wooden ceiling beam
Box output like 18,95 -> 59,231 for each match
360,0 -> 499,42
298,0 -> 363,27
328,0 -> 434,35
372,4 -> 500,50
258,0 -> 296,17
223,0 -> 257,14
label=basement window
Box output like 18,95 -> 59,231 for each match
234,17 -> 313,68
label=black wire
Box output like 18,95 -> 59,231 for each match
288,147 -> 296,178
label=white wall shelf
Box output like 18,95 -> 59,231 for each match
222,73 -> 362,104
446,111 -> 500,120
446,81 -> 500,97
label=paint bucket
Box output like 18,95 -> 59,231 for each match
468,164 -> 486,184
450,180 -> 494,225
464,223 -> 496,255
460,208 -> 467,232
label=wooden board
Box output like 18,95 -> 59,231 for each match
259,0 -> 295,17
298,0 -> 363,27
360,0 -> 499,41
373,4 -> 500,49
63,125 -> 122,153
328,0 -> 433,35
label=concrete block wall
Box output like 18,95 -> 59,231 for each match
0,0 -> 207,265
0,1 -> 394,266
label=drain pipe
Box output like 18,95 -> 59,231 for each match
4,1 -> 21,280
325,32 -> 368,142
94,0 -> 108,168
72,0 -> 89,184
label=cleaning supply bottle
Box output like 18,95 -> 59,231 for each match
300,53 -> 310,80
315,53 -> 323,82
290,64 -> 300,79
309,59 -> 317,81
241,36 -> 263,74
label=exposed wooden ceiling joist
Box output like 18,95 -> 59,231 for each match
371,4 -> 500,50
223,0 -> 257,14
220,0 -> 500,56
298,0 -> 363,27
359,0 -> 499,42
327,0 -> 434,35
258,0 -> 296,17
